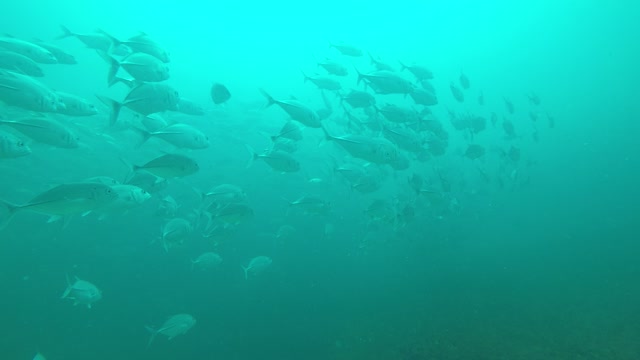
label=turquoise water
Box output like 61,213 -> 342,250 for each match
1,1 -> 639,359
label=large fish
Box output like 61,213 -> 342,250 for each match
0,182 -> 118,229
355,69 -> 414,95
131,153 -> 199,178
0,69 -> 64,112
260,89 -> 321,128
136,123 -> 209,149
101,52 -> 169,86
146,314 -> 196,347
97,82 -> 179,125
0,51 -> 44,77
0,36 -> 57,64
55,92 -> 98,116
0,116 -> 79,148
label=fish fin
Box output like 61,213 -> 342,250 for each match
56,25 -> 74,40
95,29 -> 122,52
354,67 -> 364,86
95,95 -> 122,126
61,273 -> 73,299
242,265 -> 248,280
398,60 -> 408,71
0,84 -> 20,91
258,89 -> 275,108
129,126 -> 152,148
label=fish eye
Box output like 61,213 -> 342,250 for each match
17,141 -> 24,147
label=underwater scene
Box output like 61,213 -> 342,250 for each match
0,1 -> 639,359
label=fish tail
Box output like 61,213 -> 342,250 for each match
95,95 -> 122,126
354,67 -> 364,86
145,326 -> 158,348
398,60 -> 408,71
130,126 -> 152,148
367,51 -> 376,65
101,53 -> 120,87
56,25 -> 74,40
320,123 -> 334,142
96,29 -> 122,52
259,88 -> 275,108
60,273 -> 72,299
241,265 -> 248,280
244,144 -> 257,169
0,199 -> 18,231
300,70 -> 310,83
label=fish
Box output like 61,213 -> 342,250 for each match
156,195 -> 179,218
464,144 -> 485,159
246,145 -> 300,173
242,256 -> 273,279
31,38 -> 77,64
160,218 -> 192,252
260,89 -> 321,128
60,275 -> 102,309
322,124 -> 398,164
271,120 -> 303,142
94,184 -> 150,218
132,153 -> 199,178
504,97 -> 515,114
0,36 -> 57,63
355,69 -> 414,95
210,202 -> 254,227
101,52 -> 170,86
340,90 -> 376,108
528,92 -> 541,106
211,83 -> 231,104
0,69 -> 64,112
57,26 -> 113,52
146,314 -> 196,346
382,125 -> 424,153
0,116 -> 79,148
176,98 -> 205,115
201,184 -> 247,210
398,61 -> 434,80
55,92 -> 98,116
33,352 -> 47,360
376,104 -> 420,124
450,82 -> 464,102
0,51 -> 44,77
459,71 -> 470,89
287,195 -> 331,215
106,31 -> 171,63
126,170 -> 169,194
317,58 -> 348,76
97,82 -> 180,125
329,42 -> 363,57
0,182 -> 117,228
368,52 -> 394,71
302,71 -> 342,91
192,252 -> 223,271
0,130 -> 31,158
409,88 -> 438,106
136,123 -> 209,149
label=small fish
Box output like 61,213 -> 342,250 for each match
100,30 -> 170,63
464,144 -> 485,160
340,90 -> 376,108
192,252 -> 223,271
503,97 -> 515,114
57,26 -> 113,52
459,71 -> 470,89
101,52 -> 169,86
288,195 -> 331,215
246,145 -> 300,173
97,82 -> 180,125
260,89 -> 321,128
177,98 -> 204,115
211,82 -> 231,104
302,71 -> 342,91
242,256 -> 273,279
31,38 -> 77,64
271,120 -> 303,142
132,153 -> 199,178
136,123 -> 209,150
160,217 -> 192,252
317,58 -> 348,76
61,275 -> 102,309
409,88 -> 438,106
450,82 -> 464,102
329,42 -> 363,57
398,61 -> 434,80
146,314 -> 196,346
